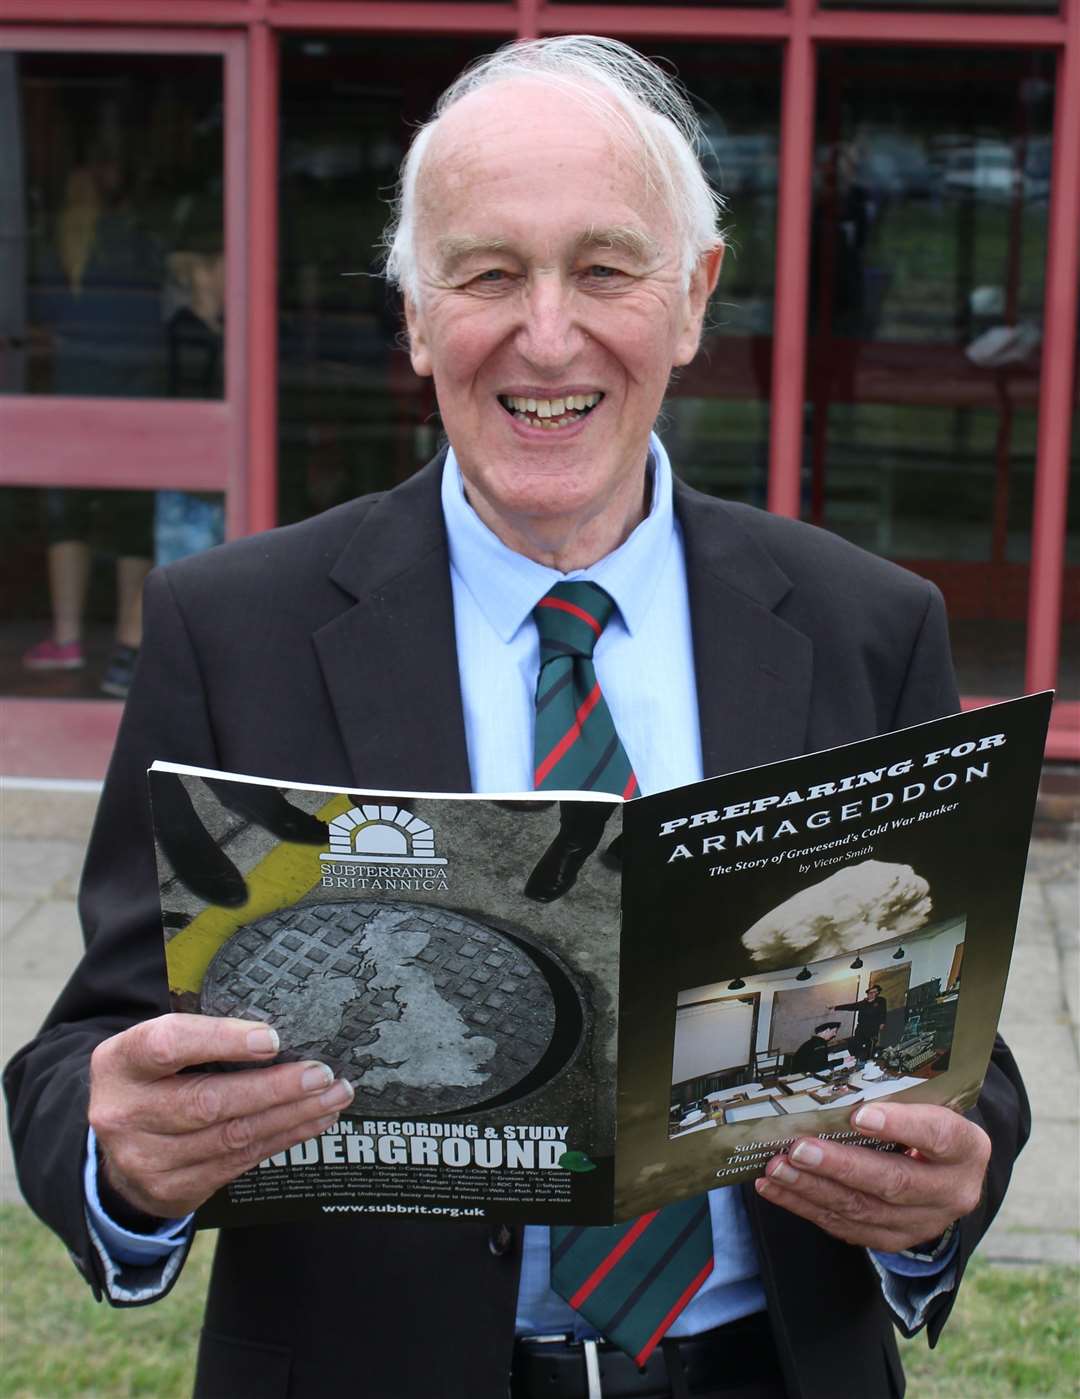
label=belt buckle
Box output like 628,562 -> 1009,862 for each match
583,1338 -> 602,1399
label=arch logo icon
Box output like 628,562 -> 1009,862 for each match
321,803 -> 447,866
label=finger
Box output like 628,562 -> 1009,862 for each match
118,1109 -> 343,1219
96,1014 -> 283,1086
142,1076 -> 355,1167
850,1101 -> 991,1171
778,1134 -> 952,1209
131,1060 -> 349,1136
753,1172 -> 943,1252
762,1149 -> 945,1228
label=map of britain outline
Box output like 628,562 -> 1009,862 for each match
200,899 -> 563,1113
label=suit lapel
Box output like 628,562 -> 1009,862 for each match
675,480 -> 814,778
314,459 -> 473,794
313,464 -> 812,793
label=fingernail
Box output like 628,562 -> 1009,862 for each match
791,1140 -> 823,1167
301,1062 -> 334,1092
855,1106 -> 886,1132
247,1027 -> 279,1054
316,1114 -> 340,1133
755,1177 -> 773,1195
771,1160 -> 800,1184
320,1079 -> 354,1110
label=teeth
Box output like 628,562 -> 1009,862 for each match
500,392 -> 602,423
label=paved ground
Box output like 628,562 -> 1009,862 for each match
1,778 -> 1077,1265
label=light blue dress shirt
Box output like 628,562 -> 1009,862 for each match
442,435 -> 766,1337
84,433 -> 956,1329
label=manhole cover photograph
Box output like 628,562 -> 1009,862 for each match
201,900 -> 586,1115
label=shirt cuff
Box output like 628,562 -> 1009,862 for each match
867,1233 -> 960,1332
84,1127 -> 193,1299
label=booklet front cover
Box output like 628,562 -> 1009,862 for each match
151,693 -> 1050,1230
154,781 -> 622,1228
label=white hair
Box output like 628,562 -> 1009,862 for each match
382,35 -> 725,301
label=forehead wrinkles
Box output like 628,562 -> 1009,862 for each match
413,82 -> 661,250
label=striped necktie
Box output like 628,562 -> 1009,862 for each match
533,580 -> 714,1365
532,580 -> 638,798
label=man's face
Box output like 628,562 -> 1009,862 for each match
820,1027 -> 838,1042
866,986 -> 880,999
405,80 -> 720,558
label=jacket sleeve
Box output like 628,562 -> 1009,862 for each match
3,568 -> 220,1304
884,581 -> 1032,1341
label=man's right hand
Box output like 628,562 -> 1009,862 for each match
88,1013 -> 354,1221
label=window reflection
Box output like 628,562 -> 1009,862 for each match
1,486 -> 225,699
0,51 -> 224,400
807,48 -> 1054,698
660,46 -> 781,508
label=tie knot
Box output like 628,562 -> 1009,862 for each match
533,581 -> 615,660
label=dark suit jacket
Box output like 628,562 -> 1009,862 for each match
4,460 -> 1030,1399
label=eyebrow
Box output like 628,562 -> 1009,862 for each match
578,225 -> 661,263
435,235 -> 510,272
433,225 -> 661,272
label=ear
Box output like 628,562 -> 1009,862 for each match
404,294 -> 433,378
672,245 -> 724,368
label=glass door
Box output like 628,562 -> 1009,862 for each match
0,29 -> 246,770
804,45 -> 1057,701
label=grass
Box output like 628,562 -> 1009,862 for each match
0,1206 -> 212,1399
1,1203 -> 1076,1398
898,1259 -> 1080,1399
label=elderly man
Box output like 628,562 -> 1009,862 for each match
5,36 -> 1027,1399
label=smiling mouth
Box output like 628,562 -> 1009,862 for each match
498,392 -> 603,430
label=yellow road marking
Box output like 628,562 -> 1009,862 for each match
165,793 -> 352,995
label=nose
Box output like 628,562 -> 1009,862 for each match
515,272 -> 585,374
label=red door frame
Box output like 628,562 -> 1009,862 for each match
0,0 -> 1076,775
0,27 -> 249,524
0,24 -> 248,775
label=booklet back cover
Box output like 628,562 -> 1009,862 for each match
613,695 -> 1051,1217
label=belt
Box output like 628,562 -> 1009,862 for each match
511,1311 -> 787,1399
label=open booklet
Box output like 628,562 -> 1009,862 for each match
150,692 -> 1051,1229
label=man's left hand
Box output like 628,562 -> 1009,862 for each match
755,1102 -> 990,1253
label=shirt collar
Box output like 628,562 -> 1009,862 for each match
441,433 -> 676,643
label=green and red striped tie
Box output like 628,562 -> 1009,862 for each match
533,580 -> 638,798
533,580 -> 714,1365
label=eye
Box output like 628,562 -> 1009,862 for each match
579,264 -> 630,287
463,267 -> 518,294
